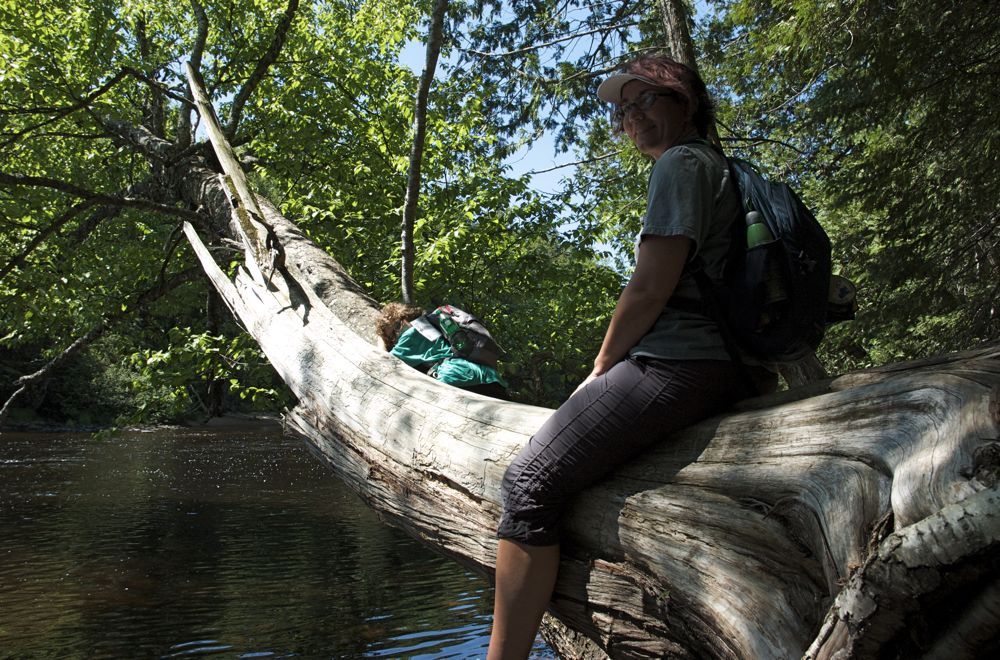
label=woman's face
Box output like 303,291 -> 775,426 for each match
620,80 -> 694,160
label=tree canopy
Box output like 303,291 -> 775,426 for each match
1,0 -> 997,426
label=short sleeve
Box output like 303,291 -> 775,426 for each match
641,145 -> 723,259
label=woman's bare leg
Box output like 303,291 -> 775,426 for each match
487,539 -> 560,660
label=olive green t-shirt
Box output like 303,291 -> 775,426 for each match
629,141 -> 742,362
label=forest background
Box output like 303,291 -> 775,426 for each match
1,0 -> 996,428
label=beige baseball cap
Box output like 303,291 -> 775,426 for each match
596,73 -> 662,104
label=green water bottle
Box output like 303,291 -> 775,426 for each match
438,312 -> 458,336
745,210 -> 788,307
436,312 -> 467,352
745,210 -> 774,247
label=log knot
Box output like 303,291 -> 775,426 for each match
961,441 -> 1000,488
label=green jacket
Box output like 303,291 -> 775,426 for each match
390,326 -> 507,389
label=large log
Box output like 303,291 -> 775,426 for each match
175,77 -> 1000,657
179,193 -> 1000,657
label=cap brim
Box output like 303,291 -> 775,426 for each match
596,73 -> 660,103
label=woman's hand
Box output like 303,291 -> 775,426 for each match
572,370 -> 602,397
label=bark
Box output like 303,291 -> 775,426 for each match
658,0 -> 698,69
806,486 -> 1000,659
175,142 -> 1000,655
400,0 -> 449,304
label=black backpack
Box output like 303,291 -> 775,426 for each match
410,305 -> 502,368
684,148 -> 855,364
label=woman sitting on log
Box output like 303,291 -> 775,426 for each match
488,55 -> 771,658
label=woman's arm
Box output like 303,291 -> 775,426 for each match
576,234 -> 691,391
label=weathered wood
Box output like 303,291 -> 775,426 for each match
185,62 -> 283,282
778,351 -> 828,388
806,485 -> 1000,659
175,104 -> 1000,658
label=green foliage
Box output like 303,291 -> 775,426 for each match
32,345 -> 145,427
127,327 -> 291,421
5,0 -> 992,428
0,0 -> 623,421
400,175 -> 621,404
696,0 -> 1000,372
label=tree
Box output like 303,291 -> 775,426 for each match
0,0 -> 616,421
0,0 -> 314,423
3,0 -> 999,655
400,0 -> 449,304
696,0 -> 1000,371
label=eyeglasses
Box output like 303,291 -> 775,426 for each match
610,91 -> 677,132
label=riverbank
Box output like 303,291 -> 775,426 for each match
0,412 -> 283,434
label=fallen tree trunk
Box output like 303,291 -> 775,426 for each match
175,77 -> 1000,658
179,189 -> 1000,658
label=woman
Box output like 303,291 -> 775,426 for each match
487,55 -> 757,659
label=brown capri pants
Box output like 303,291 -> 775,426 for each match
497,356 -> 749,546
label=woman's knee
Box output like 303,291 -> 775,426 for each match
497,457 -> 563,546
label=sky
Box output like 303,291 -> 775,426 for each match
397,41 -> 580,199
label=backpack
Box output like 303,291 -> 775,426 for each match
409,305 -> 502,368
684,148 -> 855,363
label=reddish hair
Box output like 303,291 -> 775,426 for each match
620,55 -> 716,139
375,302 -> 425,350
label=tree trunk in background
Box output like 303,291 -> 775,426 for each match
205,285 -> 225,418
174,139 -> 1000,655
400,0 -> 449,304
658,0 -> 698,68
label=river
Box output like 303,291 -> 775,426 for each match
0,423 -> 555,658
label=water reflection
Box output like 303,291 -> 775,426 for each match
0,425 -> 554,658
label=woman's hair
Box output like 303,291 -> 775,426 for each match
620,54 -> 716,139
375,302 -> 425,350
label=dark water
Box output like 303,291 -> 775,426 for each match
0,424 -> 554,659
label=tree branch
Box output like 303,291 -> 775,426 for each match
0,69 -> 129,117
717,130 -> 808,156
462,20 -> 638,59
527,149 -> 623,175
225,0 -> 301,138
0,69 -> 130,150
0,177 -> 169,282
0,199 -> 98,282
401,0 -> 448,304
176,0 -> 211,152
189,0 -> 209,74
0,172 -> 207,224
122,67 -> 197,108
136,18 -> 166,138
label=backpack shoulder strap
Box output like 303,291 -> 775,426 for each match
410,314 -> 443,342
